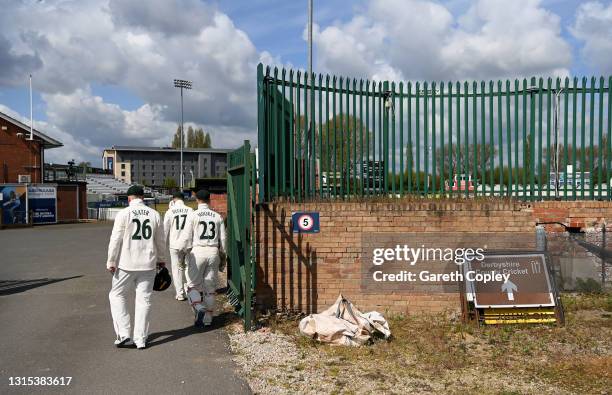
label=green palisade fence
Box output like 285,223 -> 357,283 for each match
257,64 -> 612,202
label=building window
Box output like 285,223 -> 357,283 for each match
121,171 -> 125,177
121,163 -> 125,169
143,172 -> 146,177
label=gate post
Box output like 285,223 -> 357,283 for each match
227,140 -> 256,331
383,81 -> 390,194
243,140 -> 253,331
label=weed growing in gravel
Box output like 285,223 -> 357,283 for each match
249,293 -> 611,394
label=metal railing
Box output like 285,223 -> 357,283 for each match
257,64 -> 611,202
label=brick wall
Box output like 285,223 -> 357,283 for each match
255,200 -> 612,315
209,193 -> 227,218
209,193 -> 228,288
532,201 -> 612,231
0,118 -> 44,183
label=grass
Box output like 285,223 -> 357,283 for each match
152,200 -> 198,216
261,293 -> 612,394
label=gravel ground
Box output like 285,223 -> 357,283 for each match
228,325 -> 567,395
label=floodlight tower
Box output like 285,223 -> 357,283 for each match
173,79 -> 192,190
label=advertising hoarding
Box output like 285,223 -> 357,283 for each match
0,184 -> 29,225
28,184 -> 58,224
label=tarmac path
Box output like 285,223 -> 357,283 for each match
0,222 -> 251,395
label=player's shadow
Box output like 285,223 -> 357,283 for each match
0,276 -> 82,296
146,326 -> 200,347
146,311 -> 240,348
257,203 -> 318,314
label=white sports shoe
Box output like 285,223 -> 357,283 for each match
114,337 -> 131,348
135,342 -> 146,350
176,294 -> 186,301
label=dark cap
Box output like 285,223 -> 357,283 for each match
172,191 -> 184,199
195,189 -> 210,201
126,185 -> 144,196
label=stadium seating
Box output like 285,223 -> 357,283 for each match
85,174 -> 170,200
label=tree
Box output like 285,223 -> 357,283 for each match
316,114 -> 370,173
171,126 -> 184,148
78,161 -> 91,174
203,132 -> 212,148
173,126 -> 212,148
192,127 -> 212,148
193,128 -> 204,147
434,143 -> 496,179
162,177 -> 177,189
186,126 -> 195,147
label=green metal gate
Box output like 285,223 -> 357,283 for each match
226,140 -> 256,330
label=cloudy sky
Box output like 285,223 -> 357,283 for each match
0,0 -> 610,165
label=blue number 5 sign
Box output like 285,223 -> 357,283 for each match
292,212 -> 320,233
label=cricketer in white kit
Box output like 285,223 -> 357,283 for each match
163,191 -> 194,301
106,185 -> 166,349
185,189 -> 226,327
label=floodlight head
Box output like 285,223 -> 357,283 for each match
173,79 -> 192,89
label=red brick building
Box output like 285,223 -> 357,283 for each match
0,110 -> 62,183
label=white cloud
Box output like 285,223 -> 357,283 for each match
571,1 -> 612,75
43,88 -> 189,151
0,103 -> 99,164
0,0 -> 263,163
0,0 -> 601,167
313,0 -> 572,82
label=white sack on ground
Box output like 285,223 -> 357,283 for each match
298,294 -> 391,346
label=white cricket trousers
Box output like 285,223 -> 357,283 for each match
169,248 -> 187,298
109,268 -> 155,345
185,246 -> 219,318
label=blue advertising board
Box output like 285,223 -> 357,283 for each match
28,185 -> 57,224
0,184 -> 28,225
98,201 -> 113,208
291,212 -> 320,233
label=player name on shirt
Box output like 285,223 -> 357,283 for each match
131,209 -> 150,216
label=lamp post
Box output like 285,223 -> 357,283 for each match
173,79 -> 192,190
29,74 -> 33,141
307,0 -> 313,194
